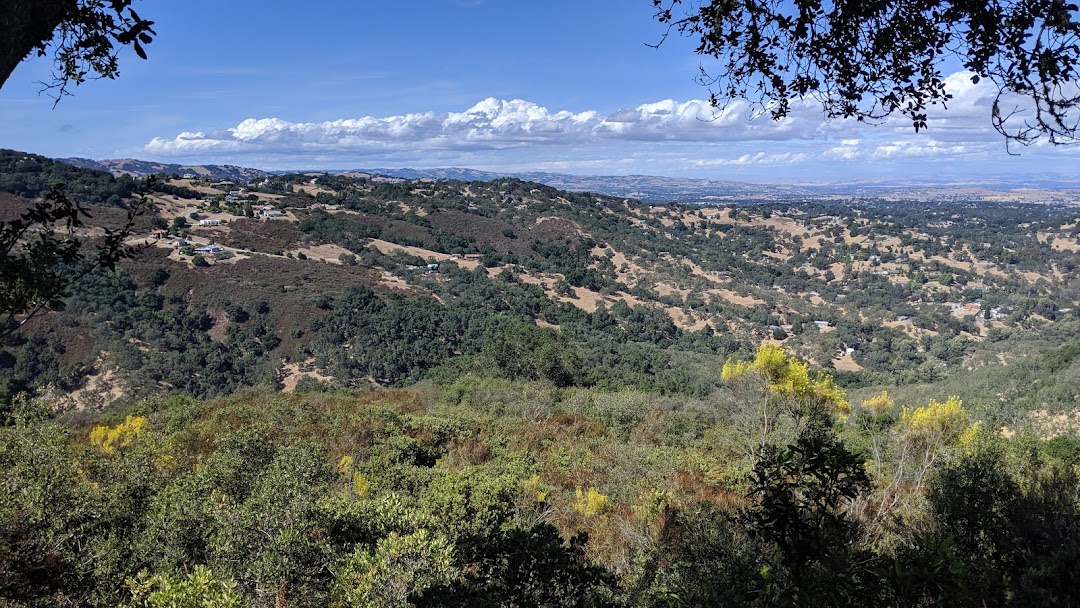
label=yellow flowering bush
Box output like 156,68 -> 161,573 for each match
524,474 -> 549,503
900,396 -> 971,446
861,391 -> 895,417
722,345 -> 850,417
88,415 -> 148,455
572,486 -> 609,517
337,454 -> 369,497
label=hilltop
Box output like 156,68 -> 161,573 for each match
60,156 -> 270,183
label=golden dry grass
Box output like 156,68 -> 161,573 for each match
279,359 -> 335,392
288,243 -> 353,264
832,352 -> 863,372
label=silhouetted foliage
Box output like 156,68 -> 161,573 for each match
653,0 -> 1080,146
0,0 -> 155,101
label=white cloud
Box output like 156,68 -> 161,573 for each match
870,140 -> 973,159
693,152 -> 811,167
144,72 -> 1016,160
143,96 -> 840,158
137,71 -> 1078,181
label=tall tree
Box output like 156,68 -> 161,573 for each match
652,0 -> 1080,147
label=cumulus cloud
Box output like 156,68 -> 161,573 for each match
693,152 -> 811,167
144,72 -> 1013,161
143,96 -> 844,158
137,71 -> 1078,181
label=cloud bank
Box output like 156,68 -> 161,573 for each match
144,96 -> 820,157
140,72 -> 1077,180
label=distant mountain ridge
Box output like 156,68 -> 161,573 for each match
54,157 -> 1080,204
60,157 -> 269,183
353,167 -> 1080,203
357,168 -> 813,202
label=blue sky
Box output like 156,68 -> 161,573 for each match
2,0 -> 1078,183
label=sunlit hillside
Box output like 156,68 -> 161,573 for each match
3,150 -> 1080,606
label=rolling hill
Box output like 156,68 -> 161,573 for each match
4,149 -> 1080,425
60,156 -> 270,183
4,149 -> 1080,607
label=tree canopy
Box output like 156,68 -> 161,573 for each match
653,0 -> 1080,147
0,186 -> 139,343
0,0 -> 154,100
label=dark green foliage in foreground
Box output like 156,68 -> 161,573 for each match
748,423 -> 875,606
0,393 -> 620,607
2,385 -> 1078,607
922,444 -> 1080,606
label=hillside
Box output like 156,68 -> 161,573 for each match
3,150 -> 1080,606
4,149 -> 1080,424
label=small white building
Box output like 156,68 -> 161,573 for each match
260,209 -> 285,218
195,244 -> 224,254
199,219 -> 223,226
